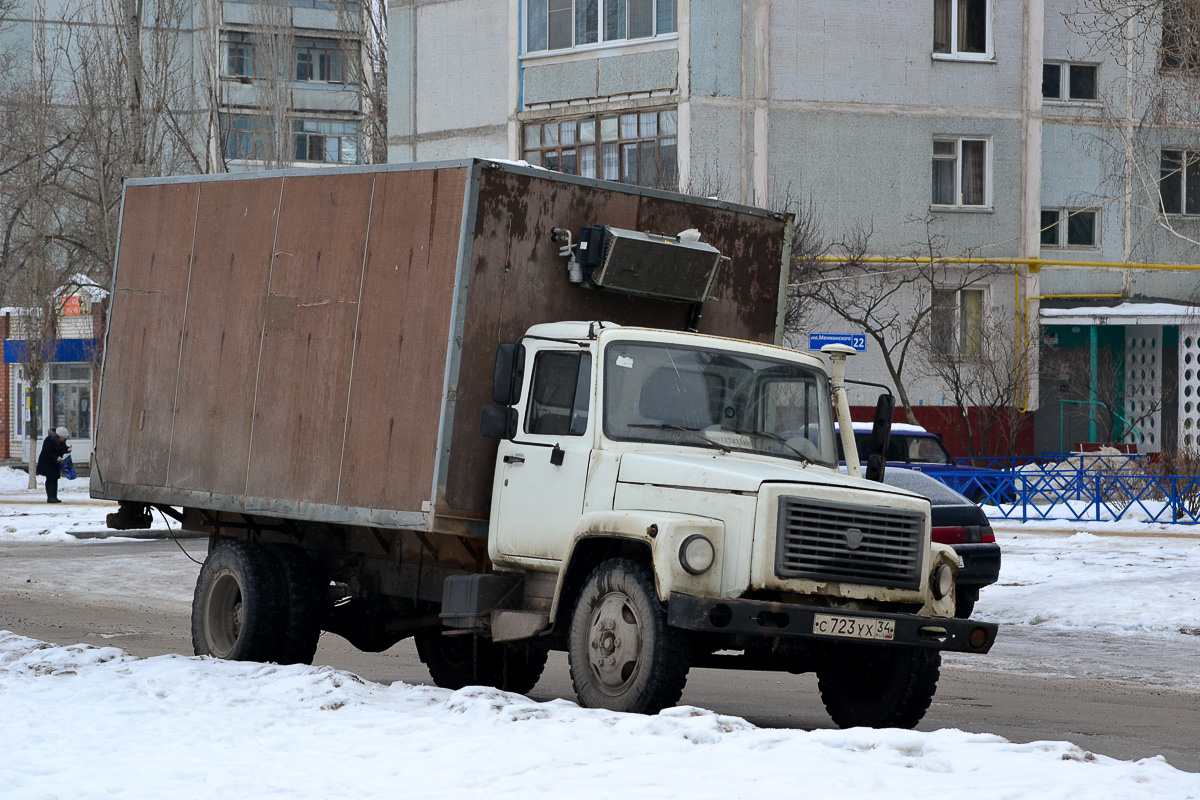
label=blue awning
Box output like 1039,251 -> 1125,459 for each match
3,339 -> 99,364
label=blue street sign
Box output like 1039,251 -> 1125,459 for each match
808,333 -> 867,352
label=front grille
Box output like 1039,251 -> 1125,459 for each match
775,496 -> 924,590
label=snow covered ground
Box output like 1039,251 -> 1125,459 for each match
1,466 -> 1199,797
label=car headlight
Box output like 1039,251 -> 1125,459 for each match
931,563 -> 954,599
679,534 -> 716,575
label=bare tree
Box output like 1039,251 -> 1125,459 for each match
335,0 -> 386,164
1063,1 -> 1200,252
924,314 -> 1034,458
244,0 -> 296,169
791,216 -> 1006,425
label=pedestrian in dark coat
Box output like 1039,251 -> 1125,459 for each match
36,427 -> 72,504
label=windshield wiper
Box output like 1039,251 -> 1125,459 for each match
629,423 -> 731,454
732,428 -> 813,465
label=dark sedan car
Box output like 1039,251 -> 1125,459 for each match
887,468 -> 1001,618
842,466 -> 1001,618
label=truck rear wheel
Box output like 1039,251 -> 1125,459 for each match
192,541 -> 286,662
415,631 -> 549,693
567,557 -> 690,714
268,545 -> 323,665
816,643 -> 940,729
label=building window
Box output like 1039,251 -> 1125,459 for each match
294,38 -> 353,84
932,137 -> 989,208
220,114 -> 274,161
523,108 -> 677,189
1161,0 -> 1200,71
932,287 -> 985,358
526,0 -> 677,53
1160,149 -> 1200,214
1041,208 -> 1099,247
222,32 -> 258,78
933,0 -> 991,59
1042,62 -> 1098,101
293,119 -> 361,164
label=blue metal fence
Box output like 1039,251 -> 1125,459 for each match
927,467 -> 1200,525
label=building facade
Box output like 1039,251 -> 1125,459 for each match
390,0 -> 1200,456
0,0 -> 371,467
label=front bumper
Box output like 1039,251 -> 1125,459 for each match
668,592 -> 998,654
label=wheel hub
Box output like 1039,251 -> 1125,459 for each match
204,569 -> 244,658
587,591 -> 643,695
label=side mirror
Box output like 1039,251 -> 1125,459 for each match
864,393 -> 895,483
492,342 -> 526,406
480,405 -> 518,440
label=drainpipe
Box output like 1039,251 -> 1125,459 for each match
1089,325 -> 1099,442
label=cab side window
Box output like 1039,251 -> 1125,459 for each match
525,350 -> 592,436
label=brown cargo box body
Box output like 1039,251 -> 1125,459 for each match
92,160 -> 791,530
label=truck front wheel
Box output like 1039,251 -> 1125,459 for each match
192,541 -> 286,661
816,643 -> 940,729
567,557 -> 691,714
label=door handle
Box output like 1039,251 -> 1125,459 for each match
503,454 -> 525,464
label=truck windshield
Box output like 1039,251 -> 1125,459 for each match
602,340 -> 837,466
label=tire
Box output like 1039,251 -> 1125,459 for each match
816,643 -> 940,729
192,541 -> 286,662
496,642 -> 550,694
268,545 -> 323,665
954,587 -> 978,619
415,630 -> 550,693
567,557 -> 691,714
415,630 -> 489,690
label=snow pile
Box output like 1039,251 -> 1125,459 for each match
976,529 -> 1200,640
0,466 -> 163,542
0,464 -> 90,494
1,632 -> 1196,799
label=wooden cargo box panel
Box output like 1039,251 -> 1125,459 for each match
337,167 -> 467,512
167,177 -> 283,495
245,173 -> 375,506
98,182 -> 201,488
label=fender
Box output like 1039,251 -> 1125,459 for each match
922,542 -> 960,618
548,510 -> 726,624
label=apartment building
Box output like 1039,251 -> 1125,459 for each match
390,0 -> 1200,456
1,0 -> 369,465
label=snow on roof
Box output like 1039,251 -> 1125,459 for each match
840,422 -> 930,434
1041,301 -> 1200,325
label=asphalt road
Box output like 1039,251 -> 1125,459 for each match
2,538 -> 1197,773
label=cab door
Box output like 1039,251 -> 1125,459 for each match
492,346 -> 594,563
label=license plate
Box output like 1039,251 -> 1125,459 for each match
812,613 -> 895,641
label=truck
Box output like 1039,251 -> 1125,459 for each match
91,159 -> 996,728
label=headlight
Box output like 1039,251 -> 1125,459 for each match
679,534 -> 715,575
931,563 -> 954,599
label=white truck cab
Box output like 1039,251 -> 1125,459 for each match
470,321 -> 993,724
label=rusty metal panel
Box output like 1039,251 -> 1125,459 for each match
95,182 -> 200,488
245,172 -> 375,506
337,167 -> 467,512
443,165 -> 789,513
166,177 -> 283,495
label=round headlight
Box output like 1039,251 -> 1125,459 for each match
932,563 -> 954,600
679,534 -> 715,575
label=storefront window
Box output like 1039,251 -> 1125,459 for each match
50,364 -> 91,439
